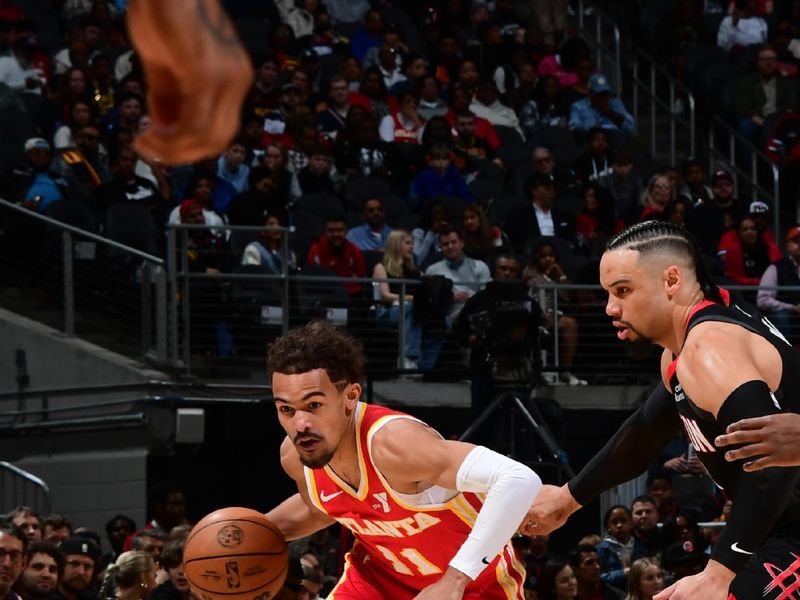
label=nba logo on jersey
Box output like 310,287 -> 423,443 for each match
372,492 -> 391,513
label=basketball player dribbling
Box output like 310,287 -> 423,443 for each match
264,321 -> 541,600
521,221 -> 800,600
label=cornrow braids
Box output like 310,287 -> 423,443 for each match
606,221 -> 724,304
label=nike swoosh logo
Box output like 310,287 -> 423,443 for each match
481,556 -> 491,565
731,542 -> 754,555
320,490 -> 344,502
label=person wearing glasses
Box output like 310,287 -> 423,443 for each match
0,525 -> 26,600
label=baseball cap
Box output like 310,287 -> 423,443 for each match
786,225 -> 800,243
711,169 -> 733,185
24,137 -> 50,152
588,73 -> 611,94
179,198 -> 204,220
60,536 -> 101,561
748,200 -> 769,215
662,540 -> 707,567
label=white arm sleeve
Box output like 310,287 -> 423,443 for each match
449,446 -> 541,580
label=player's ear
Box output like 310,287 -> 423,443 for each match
344,383 -> 361,408
663,265 -> 681,296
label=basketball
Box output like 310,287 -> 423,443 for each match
183,507 -> 288,600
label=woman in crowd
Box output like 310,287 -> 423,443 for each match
721,215 -> 782,285
662,197 -> 693,229
52,66 -> 91,123
538,557 -> 579,600
241,213 -> 297,273
53,100 -> 95,149
150,540 -> 195,600
625,558 -> 665,600
372,230 -> 423,370
639,173 -> 674,221
262,141 -> 293,207
100,551 -> 157,600
524,240 -> 586,385
575,182 -> 624,250
460,204 -> 509,262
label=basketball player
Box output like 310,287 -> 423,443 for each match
264,321 -> 541,599
127,0 -> 252,164
520,221 -> 800,600
716,412 -> 800,470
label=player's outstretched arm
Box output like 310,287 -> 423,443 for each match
373,420 -> 541,599
127,0 -> 253,164
266,438 -> 336,541
716,413 -> 800,470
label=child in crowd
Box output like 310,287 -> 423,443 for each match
597,505 -> 649,593
410,143 -> 474,204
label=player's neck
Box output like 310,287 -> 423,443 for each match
327,426 -> 361,490
663,290 -> 706,355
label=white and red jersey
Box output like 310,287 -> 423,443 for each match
303,402 -> 525,598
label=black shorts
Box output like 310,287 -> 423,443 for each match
729,534 -> 800,600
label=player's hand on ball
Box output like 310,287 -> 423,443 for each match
519,484 -> 580,536
127,0 -> 253,165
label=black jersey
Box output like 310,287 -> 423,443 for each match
667,297 -> 800,537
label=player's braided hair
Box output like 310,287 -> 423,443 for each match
606,220 -> 724,304
267,321 -> 364,387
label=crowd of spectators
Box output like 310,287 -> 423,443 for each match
1,0 -> 800,382
0,458 -> 733,600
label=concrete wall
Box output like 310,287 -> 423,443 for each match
0,307 -> 165,396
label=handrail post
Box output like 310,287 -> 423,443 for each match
397,282 -> 406,371
180,229 -> 191,374
632,59 -> 639,135
614,26 -> 621,97
167,228 -> 178,366
688,94 -> 696,157
62,231 -> 74,335
141,262 -> 151,361
773,164 -> 781,238
650,64 -> 656,159
155,265 -> 168,364
552,288 -> 560,369
281,227 -> 291,335
751,150 -> 758,202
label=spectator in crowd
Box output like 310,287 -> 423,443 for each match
291,144 -> 337,199
660,540 -> 708,584
598,150 -> 641,224
392,52 -> 428,96
95,146 -> 163,217
260,141 -> 293,202
335,115 -> 397,181
0,525 -> 26,600
538,557 -> 579,600
575,182 -> 624,249
99,551 -> 156,600
42,516 -> 72,546
569,73 -> 634,134
736,43 -> 798,149
244,54 -> 281,120
149,541 -> 188,600
451,110 -> 501,175
347,197 -> 392,251
51,66 -> 91,125
50,124 -> 111,203
241,214 -> 297,273
660,512 -> 706,555
372,229 -> 424,370
425,225 -> 491,322
676,159 -> 712,205
103,516 -> 134,569
216,138 -> 249,194
228,167 -> 287,227
717,0 -> 768,53
573,127 -> 613,183
15,541 -> 62,600
638,174 -> 674,221
349,9 -> 383,62
307,214 -> 366,297
9,507 -> 41,543
630,496 -> 661,558
757,225 -> 800,342
523,239 -> 585,385
316,76 -> 350,138
174,199 -> 225,274
52,537 -> 100,600
560,57 -> 594,108
662,197 -> 694,230
691,169 -> 745,255
167,174 -> 226,231
470,78 -> 525,140
103,92 -> 143,140
410,143 -> 474,204
528,74 -> 570,132
624,558 -> 664,600
506,174 -> 576,252
412,200 -> 449,268
380,90 -> 425,145
646,471 -> 679,523
53,101 -> 94,150
130,531 -> 166,567
445,86 -> 501,149
568,544 -> 618,600
597,505 -> 648,593
52,17 -> 104,75
720,214 -> 782,285
377,45 -> 405,90
461,204 -> 510,263
418,75 -> 447,121
517,147 -> 579,199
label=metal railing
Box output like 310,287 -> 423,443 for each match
576,0 -> 622,95
632,49 -> 697,164
708,116 -> 782,238
0,198 -> 168,364
0,461 -> 51,515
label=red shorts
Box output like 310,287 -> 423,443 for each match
327,545 -> 525,600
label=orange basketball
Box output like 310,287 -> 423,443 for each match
183,507 -> 288,600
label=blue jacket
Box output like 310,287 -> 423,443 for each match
597,536 -> 650,591
411,165 -> 474,203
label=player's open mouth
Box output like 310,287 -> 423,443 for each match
612,321 -> 629,340
297,438 -> 320,451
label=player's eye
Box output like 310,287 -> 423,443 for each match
278,405 -> 293,414
308,402 -> 322,410
616,287 -> 628,296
